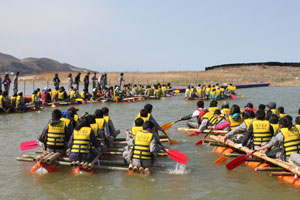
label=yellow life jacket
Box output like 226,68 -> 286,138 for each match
90,123 -> 104,142
244,119 -> 254,130
227,85 -> 236,93
58,91 -> 65,100
202,87 -> 206,94
222,108 -> 231,119
95,118 -> 105,130
205,87 -> 211,95
271,109 -> 280,117
282,127 -> 300,156
185,89 -> 191,97
210,90 -> 216,99
220,88 -> 225,93
60,118 -> 71,127
70,90 -> 75,99
139,87 -> 145,94
296,124 -> 300,132
203,112 -> 219,126
46,121 -> 66,147
229,114 -> 244,130
103,116 -> 110,124
136,113 -> 151,123
37,92 -> 41,98
271,123 -> 279,134
196,88 -> 202,97
216,88 -> 221,96
161,86 -> 166,96
279,113 -> 287,119
10,96 -> 16,106
132,131 -> 153,160
80,91 -> 86,98
71,127 -> 91,153
51,90 -> 58,100
113,89 -> 119,97
209,107 -> 219,115
31,94 -> 36,104
16,95 -> 23,107
74,114 -> 79,122
0,95 -> 3,106
253,120 -> 272,146
131,126 -> 143,136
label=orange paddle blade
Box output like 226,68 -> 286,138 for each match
161,122 -> 174,131
213,155 -> 227,164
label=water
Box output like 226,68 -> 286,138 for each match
1,87 -> 300,200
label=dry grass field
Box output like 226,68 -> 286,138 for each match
18,65 -> 300,87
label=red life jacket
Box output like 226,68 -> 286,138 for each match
197,108 -> 208,124
244,107 -> 257,114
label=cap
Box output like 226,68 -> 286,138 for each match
245,103 -> 253,108
68,107 -> 79,112
267,102 -> 276,109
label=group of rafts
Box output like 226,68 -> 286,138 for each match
175,100 -> 300,187
17,104 -> 188,175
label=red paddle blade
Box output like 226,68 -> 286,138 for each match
226,155 -> 247,170
231,94 -> 237,100
81,100 -> 86,104
20,141 -> 38,151
195,138 -> 204,145
165,149 -> 188,165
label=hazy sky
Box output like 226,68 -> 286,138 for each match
1,0 -> 299,72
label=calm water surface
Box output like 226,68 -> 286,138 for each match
1,87 -> 300,200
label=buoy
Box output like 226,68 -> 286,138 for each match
278,175 -> 300,187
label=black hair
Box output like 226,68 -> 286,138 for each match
214,110 -> 221,115
279,118 -> 292,129
144,104 -> 153,113
140,109 -> 149,118
197,100 -> 204,108
75,116 -> 90,130
55,86 -> 59,90
230,104 -> 240,115
102,107 -> 109,115
2,91 -> 8,96
143,121 -> 154,130
221,104 -> 229,109
284,115 -> 293,123
256,109 -> 265,120
244,110 -> 255,119
87,115 -> 96,124
269,115 -> 279,124
209,100 -> 218,107
135,118 -> 144,126
278,107 -> 284,114
52,109 -> 62,120
94,109 -> 104,118
295,116 -> 300,125
259,104 -> 266,111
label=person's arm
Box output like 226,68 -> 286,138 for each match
198,118 -> 209,131
224,122 -> 246,139
64,126 -> 71,143
265,111 -> 272,120
241,124 -> 253,146
68,133 -> 74,149
150,115 -> 164,132
256,132 -> 283,151
90,130 -> 100,149
38,124 -> 49,146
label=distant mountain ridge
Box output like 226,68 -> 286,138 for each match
0,52 -> 85,74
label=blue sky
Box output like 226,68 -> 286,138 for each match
0,0 -> 299,72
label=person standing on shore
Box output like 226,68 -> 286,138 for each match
67,73 -> 73,91
119,73 -> 124,89
2,73 -> 11,95
92,72 -> 97,89
98,74 -> 103,90
13,72 -> 19,94
103,73 -> 107,88
0,73 -> 2,91
84,72 -> 90,93
53,73 -> 60,88
74,72 -> 81,91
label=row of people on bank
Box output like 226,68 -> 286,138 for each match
180,100 -> 300,166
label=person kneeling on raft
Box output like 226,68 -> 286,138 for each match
68,116 -> 102,162
126,121 -> 160,168
38,109 -> 72,153
178,100 -> 208,129
256,118 -> 300,163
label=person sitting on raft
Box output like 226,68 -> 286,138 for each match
243,103 -> 256,114
38,109 -> 71,153
94,109 -> 113,148
256,118 -> 300,162
102,107 -> 120,138
241,109 -> 274,149
60,110 -> 74,134
225,83 -> 236,96
224,110 -> 255,143
88,114 -> 108,152
68,116 -> 101,163
178,100 -> 208,129
126,121 -> 160,169
265,102 -> 280,120
227,104 -> 244,131
295,116 -> 300,132
221,101 -> 230,119
208,100 -> 219,115
58,86 -> 68,101
68,107 -> 79,128
278,106 -> 287,119
0,91 -> 14,113
16,92 -> 28,112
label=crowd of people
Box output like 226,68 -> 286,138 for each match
185,83 -> 237,100
37,103 -> 165,170
180,100 -> 300,166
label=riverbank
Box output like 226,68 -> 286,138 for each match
18,65 -> 300,86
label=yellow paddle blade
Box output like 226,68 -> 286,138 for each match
75,98 -> 83,102
169,139 -> 178,145
238,94 -> 244,98
113,96 -> 118,101
161,122 -> 174,131
174,90 -> 180,93
213,155 -> 227,164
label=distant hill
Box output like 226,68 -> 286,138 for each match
205,62 -> 300,71
0,52 -> 87,74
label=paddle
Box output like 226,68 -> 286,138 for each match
237,94 -> 244,98
161,130 -> 178,145
195,129 -> 213,145
213,154 -> 228,164
161,147 -> 188,165
20,141 -> 38,151
226,150 -> 257,170
231,94 -> 237,100
161,120 -> 181,131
